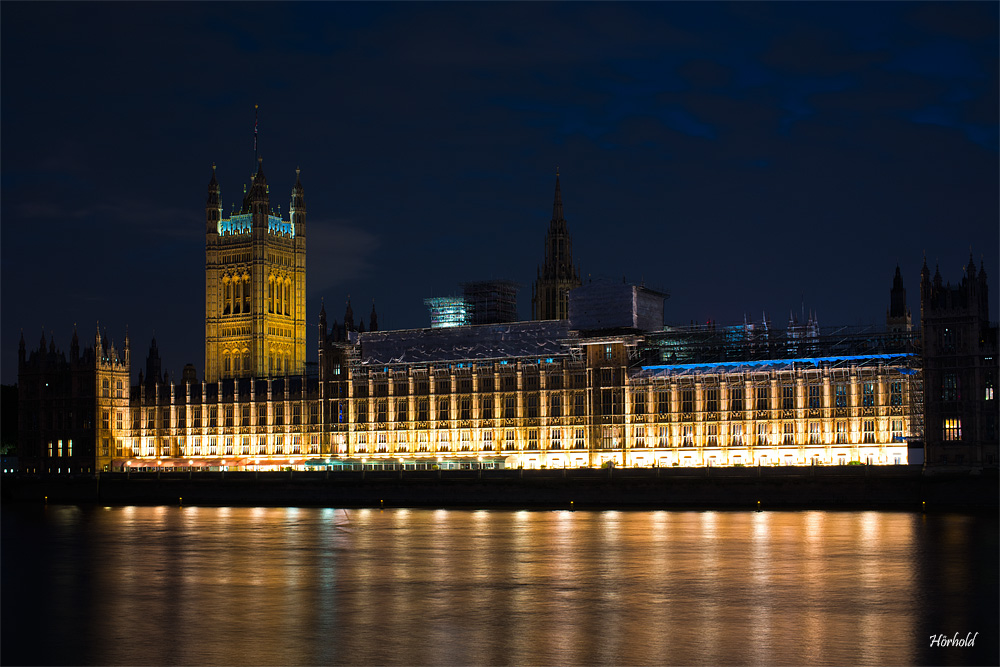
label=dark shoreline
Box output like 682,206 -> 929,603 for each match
2,466 -> 997,511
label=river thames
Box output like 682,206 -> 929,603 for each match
2,505 -> 996,666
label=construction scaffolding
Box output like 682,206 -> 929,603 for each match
461,280 -> 519,325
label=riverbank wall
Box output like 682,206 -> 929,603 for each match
2,466 -> 996,511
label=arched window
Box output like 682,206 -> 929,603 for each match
223,353 -> 231,373
284,283 -> 291,316
234,280 -> 241,314
276,278 -> 283,315
268,278 -> 274,313
223,281 -> 231,315
234,354 -> 240,372
243,277 -> 250,312
243,351 -> 250,373
285,355 -> 291,373
269,354 -> 274,372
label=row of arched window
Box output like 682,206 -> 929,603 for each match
221,349 -> 295,376
222,349 -> 252,374
222,274 -> 251,316
220,273 -> 295,318
270,349 -> 293,374
268,275 -> 292,316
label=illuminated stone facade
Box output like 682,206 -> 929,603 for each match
20,165 -> 966,474
205,160 -> 306,382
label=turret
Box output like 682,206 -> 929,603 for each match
290,167 -> 306,238
344,297 -> 355,332
887,265 -> 912,331
70,326 -> 80,362
206,164 -> 222,234
145,336 -> 162,388
318,300 -> 328,345
370,301 -> 378,332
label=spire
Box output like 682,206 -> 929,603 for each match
551,168 -> 563,224
532,169 -> 582,320
319,299 -> 328,344
241,157 -> 269,215
344,297 -> 355,332
207,163 -> 219,201
370,300 -> 379,332
291,167 -> 305,206
70,325 -> 80,361
289,166 -> 306,236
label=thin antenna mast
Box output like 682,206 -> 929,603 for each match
253,104 -> 259,173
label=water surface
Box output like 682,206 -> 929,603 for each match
2,506 -> 996,665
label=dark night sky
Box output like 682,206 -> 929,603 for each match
2,2 -> 997,385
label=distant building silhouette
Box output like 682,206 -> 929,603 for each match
16,327 -> 129,473
920,255 -> 998,467
886,265 -> 913,332
532,172 -> 581,320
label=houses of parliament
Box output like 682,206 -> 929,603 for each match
15,148 -> 998,474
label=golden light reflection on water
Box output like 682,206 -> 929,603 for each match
27,507 -> 968,665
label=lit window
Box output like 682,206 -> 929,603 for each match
681,389 -> 694,413
809,422 -> 820,444
808,385 -> 821,409
890,381 -> 903,406
835,384 -> 847,408
942,418 -> 961,441
862,383 -> 875,407
782,386 -> 794,410
891,420 -> 903,442
862,420 -> 875,443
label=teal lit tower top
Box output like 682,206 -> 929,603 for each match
204,156 -> 307,383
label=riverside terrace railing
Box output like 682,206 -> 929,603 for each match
13,467 -> 999,511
